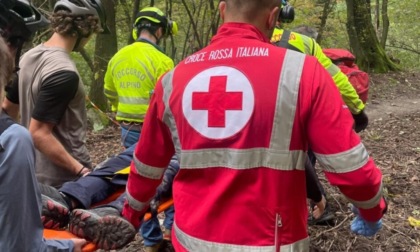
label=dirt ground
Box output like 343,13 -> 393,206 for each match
86,70 -> 420,252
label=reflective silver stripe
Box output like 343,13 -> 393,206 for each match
174,222 -> 309,252
161,69 -> 183,156
326,62 -> 339,76
119,96 -> 150,105
181,148 -> 306,171
346,181 -> 383,209
133,155 -> 165,179
271,49 -> 305,150
125,189 -> 149,211
116,111 -> 145,120
104,89 -> 118,98
314,143 -> 369,173
135,58 -> 155,81
279,237 -> 309,252
111,59 -> 124,75
144,55 -> 157,74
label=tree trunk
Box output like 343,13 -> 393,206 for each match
317,0 -> 336,44
380,0 -> 390,48
345,0 -> 399,72
90,0 -> 118,110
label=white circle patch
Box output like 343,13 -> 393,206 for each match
182,66 -> 254,139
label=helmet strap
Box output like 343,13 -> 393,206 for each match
154,33 -> 161,45
72,30 -> 92,51
13,44 -> 22,72
73,36 -> 82,51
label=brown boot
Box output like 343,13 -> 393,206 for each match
69,207 -> 136,250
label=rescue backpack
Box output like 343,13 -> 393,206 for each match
322,48 -> 370,104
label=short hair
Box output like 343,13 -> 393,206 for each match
0,37 -> 14,92
225,0 -> 281,17
292,25 -> 318,39
49,10 -> 101,37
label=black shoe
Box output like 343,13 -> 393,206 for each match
69,207 -> 136,250
39,184 -> 70,229
308,204 -> 335,226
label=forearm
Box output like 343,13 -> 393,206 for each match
323,157 -> 385,221
31,128 -> 86,175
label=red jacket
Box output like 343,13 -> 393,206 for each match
123,23 -> 386,251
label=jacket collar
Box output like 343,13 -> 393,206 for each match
211,23 -> 271,44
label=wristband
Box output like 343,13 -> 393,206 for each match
76,166 -> 87,177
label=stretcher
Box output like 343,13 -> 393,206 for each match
43,189 -> 174,252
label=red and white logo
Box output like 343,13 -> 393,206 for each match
182,66 -> 254,139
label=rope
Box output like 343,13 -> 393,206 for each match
85,95 -> 120,127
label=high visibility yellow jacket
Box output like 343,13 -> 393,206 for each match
271,28 -> 365,114
104,39 -> 174,122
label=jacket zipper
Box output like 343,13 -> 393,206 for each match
275,213 -> 282,252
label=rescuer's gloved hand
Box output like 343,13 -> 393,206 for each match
352,110 -> 369,133
350,205 -> 382,237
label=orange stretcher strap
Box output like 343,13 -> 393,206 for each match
143,198 -> 174,221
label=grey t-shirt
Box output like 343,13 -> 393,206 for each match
18,44 -> 91,187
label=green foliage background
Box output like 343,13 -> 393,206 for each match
69,0 -> 419,88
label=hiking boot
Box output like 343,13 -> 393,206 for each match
39,184 -> 70,229
308,204 -> 335,226
69,207 -> 136,250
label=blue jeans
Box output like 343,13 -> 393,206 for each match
121,126 -> 141,148
140,206 -> 175,247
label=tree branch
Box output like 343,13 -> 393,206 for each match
386,44 -> 420,55
79,48 -> 94,72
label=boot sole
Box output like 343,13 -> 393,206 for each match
69,209 -> 136,250
41,195 -> 70,229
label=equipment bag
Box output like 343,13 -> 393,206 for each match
322,48 -> 370,104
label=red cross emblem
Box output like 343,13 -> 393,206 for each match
182,66 -> 254,139
192,76 -> 243,127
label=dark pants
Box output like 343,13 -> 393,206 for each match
306,150 -> 326,200
59,144 -> 176,246
60,144 -> 135,209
